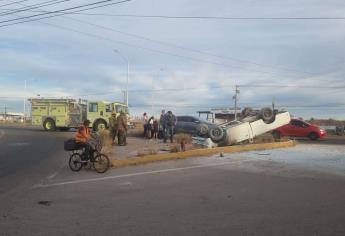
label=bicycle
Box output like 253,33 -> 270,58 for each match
64,134 -> 110,173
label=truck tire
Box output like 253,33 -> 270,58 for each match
93,119 -> 107,132
260,107 -> 275,124
43,118 -> 56,131
196,124 -> 209,136
209,127 -> 225,142
241,107 -> 253,118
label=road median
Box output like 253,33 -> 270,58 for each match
111,140 -> 296,168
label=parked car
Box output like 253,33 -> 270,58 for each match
272,119 -> 327,140
175,116 -> 217,137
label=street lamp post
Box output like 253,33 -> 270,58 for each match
113,49 -> 129,107
24,79 -> 27,122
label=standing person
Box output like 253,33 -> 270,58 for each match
108,112 -> 118,144
142,112 -> 148,138
147,116 -> 154,139
159,110 -> 166,139
164,111 -> 177,143
117,111 -> 128,146
153,118 -> 159,139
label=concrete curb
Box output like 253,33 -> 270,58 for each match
111,140 -> 296,168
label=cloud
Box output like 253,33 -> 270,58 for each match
1,0 -> 345,119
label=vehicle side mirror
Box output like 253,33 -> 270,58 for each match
194,120 -> 200,123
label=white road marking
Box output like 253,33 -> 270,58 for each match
47,163 -> 66,180
7,142 -> 31,147
32,159 -> 255,189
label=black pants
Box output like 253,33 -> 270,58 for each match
118,129 -> 127,146
77,142 -> 92,160
110,129 -> 117,143
143,124 -> 148,138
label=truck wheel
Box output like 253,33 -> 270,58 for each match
93,120 -> 107,132
43,118 -> 56,131
260,107 -> 275,124
196,124 -> 209,136
241,107 -> 253,118
209,127 -> 225,142
309,132 -> 319,141
272,130 -> 281,141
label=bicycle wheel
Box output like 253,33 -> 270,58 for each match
69,153 -> 83,172
93,153 -> 110,173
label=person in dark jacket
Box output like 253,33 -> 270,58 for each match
159,110 -> 166,139
164,111 -> 177,143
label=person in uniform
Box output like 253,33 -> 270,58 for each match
108,112 -> 118,144
117,110 -> 128,146
164,111 -> 177,143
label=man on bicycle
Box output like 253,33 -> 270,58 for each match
76,120 -> 93,160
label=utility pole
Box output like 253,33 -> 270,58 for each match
151,76 -> 154,116
24,79 -> 27,122
113,49 -> 129,107
233,85 -> 240,120
4,105 -> 7,121
122,90 -> 126,104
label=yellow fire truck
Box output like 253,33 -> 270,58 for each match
29,98 -> 128,131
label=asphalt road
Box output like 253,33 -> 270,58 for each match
0,126 -> 72,193
1,127 -> 345,236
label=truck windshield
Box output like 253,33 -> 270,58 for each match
115,105 -> 128,113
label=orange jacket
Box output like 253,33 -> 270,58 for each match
75,125 -> 90,143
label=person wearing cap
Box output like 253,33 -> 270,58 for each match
117,110 -> 128,146
75,120 -> 92,159
109,111 -> 118,144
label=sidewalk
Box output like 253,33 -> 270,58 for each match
104,130 -> 296,169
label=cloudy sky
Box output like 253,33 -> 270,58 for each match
0,0 -> 345,119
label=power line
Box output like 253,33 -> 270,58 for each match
60,16 -> 313,76
41,13 -> 345,20
3,84 -> 345,99
76,84 -> 345,97
0,0 -> 71,17
0,6 -> 313,77
4,17 -> 311,78
2,8 -> 345,21
0,4 -> 325,77
0,0 -> 132,26
239,84 -> 345,89
0,0 -> 31,8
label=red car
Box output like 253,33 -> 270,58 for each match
272,119 -> 327,140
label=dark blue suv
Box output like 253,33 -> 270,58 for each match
175,116 -> 217,137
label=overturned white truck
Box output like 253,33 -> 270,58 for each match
208,108 -> 291,146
